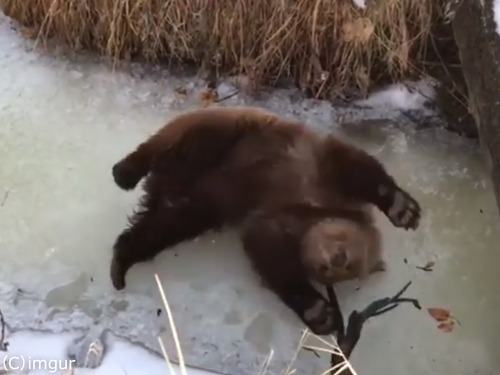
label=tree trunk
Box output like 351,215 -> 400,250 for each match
452,0 -> 500,215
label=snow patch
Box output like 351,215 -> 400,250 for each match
493,0 -> 500,35
355,80 -> 435,111
352,0 -> 366,9
0,330 -> 216,375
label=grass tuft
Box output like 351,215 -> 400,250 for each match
1,0 -> 450,98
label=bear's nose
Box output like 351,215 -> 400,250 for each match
330,249 -> 347,267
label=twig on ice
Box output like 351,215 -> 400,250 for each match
0,309 -> 8,351
326,281 -> 421,374
0,190 -> 9,207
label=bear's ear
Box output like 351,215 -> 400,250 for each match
330,244 -> 347,267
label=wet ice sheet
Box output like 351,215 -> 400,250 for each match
0,11 -> 499,375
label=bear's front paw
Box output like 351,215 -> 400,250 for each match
303,299 -> 338,335
112,160 -> 142,191
379,185 -> 421,230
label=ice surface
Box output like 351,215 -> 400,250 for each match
354,79 -> 436,111
0,10 -> 499,375
0,330 -> 216,374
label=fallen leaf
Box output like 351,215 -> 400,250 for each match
200,88 -> 218,107
437,320 -> 455,333
232,74 -> 250,90
20,26 -> 38,39
34,44 -> 49,55
427,307 -> 450,322
174,86 -> 188,101
342,18 -> 374,44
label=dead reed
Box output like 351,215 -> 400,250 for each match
0,0 -> 448,98
154,273 -> 358,375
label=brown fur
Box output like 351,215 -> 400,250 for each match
240,203 -> 385,334
301,213 -> 386,285
110,105 -> 421,335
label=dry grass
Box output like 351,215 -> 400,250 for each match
154,273 -> 357,375
1,0 -> 449,98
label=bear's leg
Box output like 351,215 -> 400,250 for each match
241,213 -> 343,336
112,142 -> 153,191
250,265 -> 342,335
110,195 -> 222,290
334,145 -> 422,230
274,280 -> 343,336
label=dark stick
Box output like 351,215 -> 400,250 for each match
326,284 -> 345,342
0,190 -> 9,207
327,281 -> 420,374
216,90 -> 240,103
0,309 -> 7,351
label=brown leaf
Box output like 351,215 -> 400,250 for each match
20,26 -> 38,39
437,320 -> 455,333
427,307 -> 450,322
342,18 -> 374,45
200,88 -> 218,107
174,86 -> 188,101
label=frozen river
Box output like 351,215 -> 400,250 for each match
0,11 -> 498,375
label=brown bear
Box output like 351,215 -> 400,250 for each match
240,203 -> 386,334
110,105 -> 421,334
